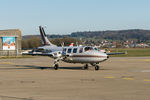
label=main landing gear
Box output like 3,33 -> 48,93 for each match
84,63 -> 100,70
91,63 -> 100,71
94,65 -> 99,70
84,64 -> 88,70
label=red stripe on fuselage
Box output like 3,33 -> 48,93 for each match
71,55 -> 106,58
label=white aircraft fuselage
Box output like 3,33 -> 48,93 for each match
37,45 -> 108,64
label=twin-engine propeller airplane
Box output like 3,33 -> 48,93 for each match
24,26 -> 125,70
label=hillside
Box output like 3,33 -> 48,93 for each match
23,29 -> 150,41
70,29 -> 150,41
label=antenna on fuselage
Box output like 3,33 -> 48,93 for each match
76,42 -> 79,47
61,42 -> 64,50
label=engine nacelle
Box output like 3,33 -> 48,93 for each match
52,51 -> 62,58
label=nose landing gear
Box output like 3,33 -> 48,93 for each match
54,64 -> 59,70
53,59 -> 60,70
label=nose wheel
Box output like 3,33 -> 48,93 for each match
53,59 -> 59,70
54,64 -> 59,70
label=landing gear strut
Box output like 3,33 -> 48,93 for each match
54,64 -> 59,70
84,64 -> 88,70
53,59 -> 59,70
91,63 -> 100,71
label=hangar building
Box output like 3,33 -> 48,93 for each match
0,29 -> 22,56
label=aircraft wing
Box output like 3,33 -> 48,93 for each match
22,50 -> 62,59
106,52 -> 127,55
22,52 -> 53,57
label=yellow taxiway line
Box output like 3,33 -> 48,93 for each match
144,79 -> 150,82
104,76 -> 115,79
122,78 -> 134,80
0,62 -> 13,64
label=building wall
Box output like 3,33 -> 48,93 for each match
0,29 -> 22,56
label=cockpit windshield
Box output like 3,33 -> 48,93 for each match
84,47 -> 93,52
94,47 -> 99,51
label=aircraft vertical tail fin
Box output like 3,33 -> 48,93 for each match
39,26 -> 55,46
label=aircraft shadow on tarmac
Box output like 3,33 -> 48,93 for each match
0,65 -> 84,70
0,65 -> 107,70
21,65 -> 84,70
20,65 -> 107,70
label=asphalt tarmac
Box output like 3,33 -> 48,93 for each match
0,56 -> 150,100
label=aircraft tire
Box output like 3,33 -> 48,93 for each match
54,64 -> 59,70
84,64 -> 88,70
95,65 -> 99,70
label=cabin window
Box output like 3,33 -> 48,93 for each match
34,48 -> 44,52
94,47 -> 98,51
73,48 -> 77,53
45,49 -> 52,53
79,48 -> 83,53
63,48 -> 67,53
84,47 -> 93,52
67,48 -> 72,53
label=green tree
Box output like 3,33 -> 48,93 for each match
22,36 -> 42,49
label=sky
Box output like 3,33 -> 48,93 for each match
0,0 -> 150,35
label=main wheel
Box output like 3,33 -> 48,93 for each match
54,64 -> 59,70
95,65 -> 99,70
84,64 -> 88,70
